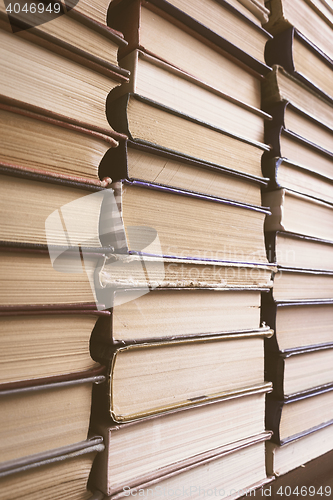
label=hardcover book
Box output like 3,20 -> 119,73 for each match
97,433 -> 272,500
102,139 -> 267,206
264,231 -> 333,271
266,385 -> 333,445
265,345 -> 333,399
263,126 -> 333,181
264,101 -> 333,155
0,246 -> 100,307
271,268 -> 333,302
262,296 -> 333,352
91,287 -> 265,343
0,103 -> 118,184
0,167 -> 113,248
107,94 -> 269,178
90,326 -> 273,422
97,253 -> 275,293
262,157 -> 333,204
0,306 -> 109,384
0,25 -> 128,136
262,188 -> 333,241
102,178 -> 269,264
90,386 -> 272,495
0,3 -> 129,74
266,423 -> 333,477
0,436 -> 104,500
0,368 -> 105,463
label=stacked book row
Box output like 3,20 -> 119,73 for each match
261,0 -> 333,481
88,0 -> 277,498
0,2 -> 130,498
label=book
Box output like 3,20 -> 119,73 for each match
97,253 -> 275,294
271,268 -> 333,302
0,2 -> 129,74
97,433 -> 272,500
0,246 -> 99,307
266,346 -> 333,400
264,101 -> 333,155
263,126 -> 333,182
0,25 -> 128,135
265,27 -> 333,101
90,326 -> 272,422
264,0 -> 333,60
107,94 -> 269,178
262,297 -> 333,352
91,287 -> 264,343
0,170 -> 270,264
0,167 -> 115,247
266,424 -> 333,478
262,188 -> 333,241
0,436 -> 104,500
0,246 -> 275,308
108,0 -> 265,108
110,0 -> 272,65
0,103 -> 118,184
103,178 -> 269,264
0,307 -> 109,384
102,139 -> 267,206
90,386 -> 272,496
0,368 -> 105,463
110,49 -> 271,144
262,65 -> 333,130
262,157 -> 333,204
266,386 -> 333,445
265,231 -> 333,271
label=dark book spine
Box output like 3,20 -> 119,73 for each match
263,126 -> 282,160
261,291 -> 280,353
106,93 -> 131,137
99,139 -> 129,181
264,231 -> 277,263
90,338 -> 117,365
265,397 -> 283,445
261,157 -> 282,190
91,314 -> 114,343
264,27 -> 295,73
263,101 -> 287,131
265,351 -> 285,399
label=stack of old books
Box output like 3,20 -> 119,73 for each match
0,2 -> 130,498
88,0 -> 277,498
261,0 -> 333,479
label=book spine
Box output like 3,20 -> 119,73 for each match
265,398 -> 283,445
106,94 -> 131,138
264,101 -> 288,131
263,125 -> 283,159
264,27 -> 295,73
261,157 -> 282,190
91,314 -> 114,343
265,351 -> 285,399
99,140 -> 129,181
